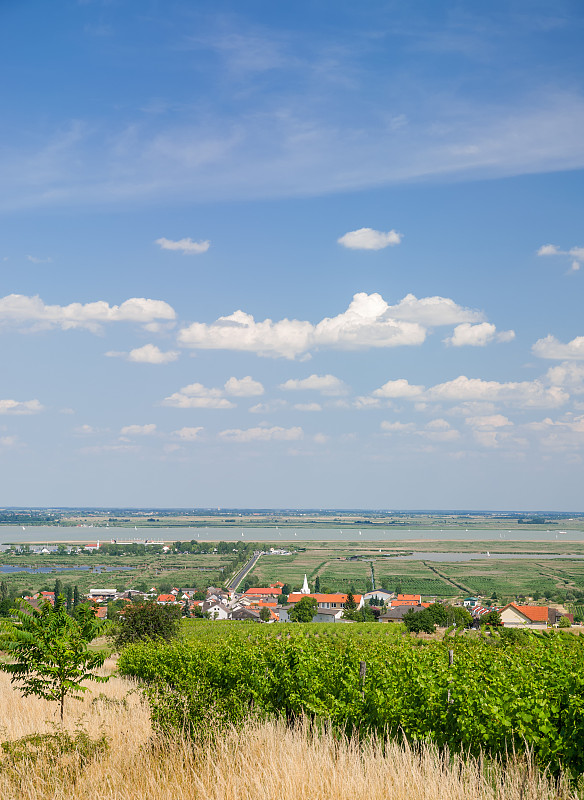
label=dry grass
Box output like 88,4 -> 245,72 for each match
0,665 -> 578,800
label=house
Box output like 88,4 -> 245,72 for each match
287,592 -> 364,610
88,588 -> 117,600
500,603 -> 549,629
463,597 -> 479,608
274,605 -> 291,622
549,607 -> 574,625
379,606 -> 418,623
230,607 -> 262,622
202,600 -> 230,620
156,594 -> 178,605
312,608 -> 344,623
243,586 -> 283,599
363,590 -> 394,605
391,594 -> 421,607
94,606 -> 107,619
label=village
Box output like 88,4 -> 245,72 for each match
21,573 -> 575,630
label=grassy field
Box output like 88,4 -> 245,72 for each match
0,659 -> 577,799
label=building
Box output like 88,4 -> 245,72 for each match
391,594 -> 422,607
499,603 -> 549,629
363,590 -> 394,605
287,592 -> 364,610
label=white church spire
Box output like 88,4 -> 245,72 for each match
300,574 -> 310,594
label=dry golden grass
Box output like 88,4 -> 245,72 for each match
0,664 -> 578,800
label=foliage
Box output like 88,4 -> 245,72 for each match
0,599 -> 108,721
0,729 -> 109,777
403,608 -> 436,634
259,606 -> 271,622
289,597 -> 317,623
558,615 -> 571,628
120,624 -> 584,778
481,610 -> 503,626
113,601 -> 181,648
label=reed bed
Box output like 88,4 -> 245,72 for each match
0,667 -> 577,800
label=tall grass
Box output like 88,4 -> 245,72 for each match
0,666 -> 577,800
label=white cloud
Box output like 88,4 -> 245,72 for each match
155,237 -> 210,255
373,378 -> 424,398
120,423 -> 157,436
219,425 -> 303,443
0,435 -> 19,447
177,292 -> 429,359
75,424 -> 98,434
427,375 -> 568,408
294,402 -> 322,411
537,244 -> 584,272
546,362 -> 584,394
106,344 -> 179,364
425,418 -> 451,430
224,376 -> 264,396
384,293 -> 483,326
313,433 -> 328,444
445,322 -> 515,347
533,335 -> 584,361
279,374 -> 348,395
26,255 -> 52,264
465,414 -> 513,429
338,228 -> 402,250
163,382 -> 236,409
173,426 -> 204,441
0,399 -> 43,415
249,400 -> 287,414
380,421 -> 415,433
0,294 -> 176,333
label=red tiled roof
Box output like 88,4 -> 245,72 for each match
396,594 -> 421,602
391,600 -> 420,607
288,593 -> 362,604
157,594 -> 176,602
508,603 -> 549,622
244,587 -> 282,596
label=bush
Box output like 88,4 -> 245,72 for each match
113,601 -> 181,648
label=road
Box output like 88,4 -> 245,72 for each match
227,551 -> 262,590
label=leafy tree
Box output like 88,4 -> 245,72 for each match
289,597 -> 317,623
193,590 -> 206,601
449,606 -> 473,628
314,576 -> 321,592
0,580 -> 8,602
66,586 -> 73,612
403,608 -> 436,635
426,603 -> 449,627
481,610 -> 502,627
54,580 -> 63,608
113,601 -> 181,648
73,585 -> 80,607
182,599 -> 191,617
281,584 -> 291,596
558,615 -> 572,628
345,592 -> 357,612
0,600 -> 108,722
259,606 -> 271,622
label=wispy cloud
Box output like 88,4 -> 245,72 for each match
538,243 -> 584,273
219,425 -> 303,443
0,399 -> 43,415
155,237 -> 210,255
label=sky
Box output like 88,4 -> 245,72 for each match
1,0 -> 583,510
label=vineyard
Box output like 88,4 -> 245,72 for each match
119,622 -> 584,778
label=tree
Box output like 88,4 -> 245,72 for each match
314,576 -> 321,592
403,608 -> 435,635
558,615 -> 572,628
289,597 -> 317,623
66,586 -> 73,613
449,606 -> 473,628
0,600 -> 108,722
0,580 -> 8,602
182,599 -> 191,617
73,585 -> 80,607
281,584 -> 291,596
259,606 -> 271,622
481,610 -> 502,627
54,580 -> 63,609
345,592 -> 357,612
113,601 -> 181,648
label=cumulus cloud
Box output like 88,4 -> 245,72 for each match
120,423 -> 157,436
0,399 -> 43,415
545,362 -> 584,394
173,426 -> 204,441
0,294 -> 176,333
294,402 -> 322,411
163,382 -> 236,409
224,376 -> 264,396
384,293 -> 483,327
219,425 -> 303,443
313,433 -> 328,444
248,400 -> 287,414
279,374 -> 348,395
533,335 -> 584,361
338,227 -> 402,250
427,375 -> 568,408
538,243 -> 584,272
155,237 -> 210,255
373,378 -> 424,398
444,322 -> 515,347
177,292 -> 435,359
106,344 -> 179,364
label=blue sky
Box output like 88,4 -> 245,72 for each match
1,0 -> 583,510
